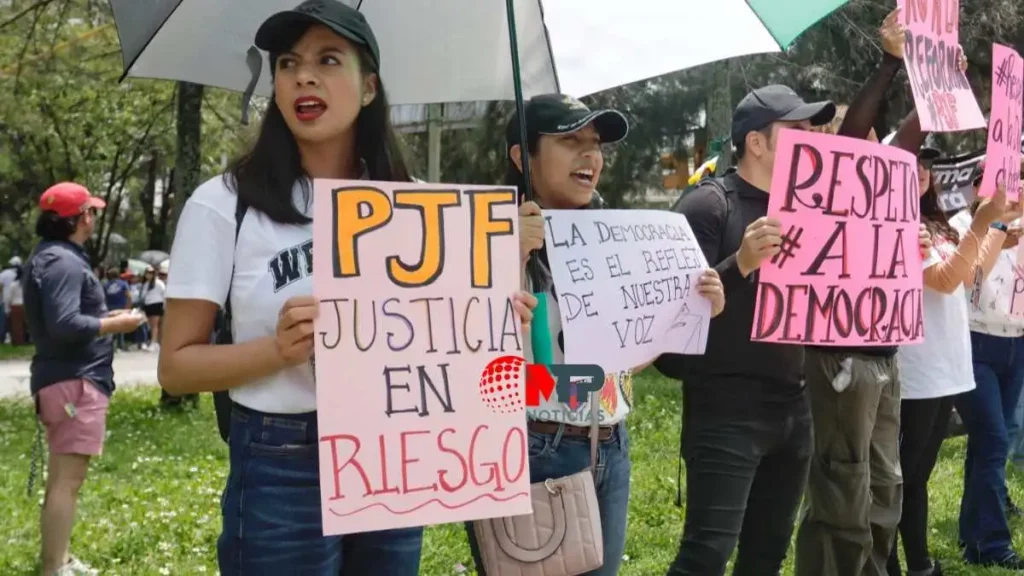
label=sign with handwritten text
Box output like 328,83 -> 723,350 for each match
312,180 -> 531,535
751,130 -> 925,346
979,44 -> 1023,200
1012,260 -> 1024,318
898,0 -> 985,132
543,210 -> 711,374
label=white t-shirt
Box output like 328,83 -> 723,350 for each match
523,285 -> 633,426
897,237 -> 977,400
166,175 -> 318,414
142,279 -> 166,306
3,277 -> 21,311
949,211 -> 1024,337
0,268 -> 16,305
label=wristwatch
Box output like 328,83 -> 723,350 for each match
992,222 -> 1009,232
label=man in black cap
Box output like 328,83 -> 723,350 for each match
666,85 -> 835,576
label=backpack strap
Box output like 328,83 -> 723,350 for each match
212,195 -> 248,443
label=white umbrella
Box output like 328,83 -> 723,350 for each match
113,0 -> 850,105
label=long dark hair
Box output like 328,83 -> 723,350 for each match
920,181 -> 959,244
226,25 -> 411,225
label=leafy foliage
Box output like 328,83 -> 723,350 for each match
0,0 -> 245,264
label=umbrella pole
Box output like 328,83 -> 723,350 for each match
505,0 -> 556,366
505,0 -> 533,204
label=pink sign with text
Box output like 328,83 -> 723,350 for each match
751,130 -> 925,346
898,0 -> 985,132
312,180 -> 532,535
979,44 -> 1023,200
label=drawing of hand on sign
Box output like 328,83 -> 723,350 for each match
542,209 -> 713,374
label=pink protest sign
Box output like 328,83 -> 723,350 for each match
979,44 -> 1023,200
312,180 -> 532,535
751,130 -> 925,346
898,0 -> 985,132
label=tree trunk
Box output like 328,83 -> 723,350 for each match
169,81 -> 204,244
706,60 -> 733,171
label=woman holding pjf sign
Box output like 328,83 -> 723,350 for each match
158,1 -> 537,574
464,94 -> 727,576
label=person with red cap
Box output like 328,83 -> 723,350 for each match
22,182 -> 146,576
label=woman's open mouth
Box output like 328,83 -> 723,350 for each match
294,96 -> 328,122
571,169 -> 594,186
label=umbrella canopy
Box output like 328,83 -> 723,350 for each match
125,259 -> 150,276
111,0 -> 849,104
137,250 -> 170,266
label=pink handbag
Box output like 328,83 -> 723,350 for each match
471,396 -> 604,576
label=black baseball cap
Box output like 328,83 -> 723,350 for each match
918,147 -> 941,169
731,85 -> 836,145
255,0 -> 380,70
506,94 -> 629,155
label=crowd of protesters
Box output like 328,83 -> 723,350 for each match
8,1 -> 1024,575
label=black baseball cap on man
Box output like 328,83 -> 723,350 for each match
731,85 -> 836,146
918,146 -> 942,169
506,94 -> 629,156
255,0 -> 381,70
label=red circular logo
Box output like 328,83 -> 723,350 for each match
478,355 -> 525,415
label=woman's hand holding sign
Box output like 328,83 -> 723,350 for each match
518,201 -> 545,269
737,216 -> 783,277
697,269 -> 725,318
879,9 -> 905,59
511,291 -> 538,332
276,296 -> 318,366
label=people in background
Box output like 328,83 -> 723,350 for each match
890,154 -> 1016,575
104,266 -> 133,351
0,255 -> 22,344
4,262 -> 26,346
948,164 -> 1024,569
22,182 -> 143,576
139,266 -> 165,352
667,84 -> 835,576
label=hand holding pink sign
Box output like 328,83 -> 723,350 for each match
897,0 -> 985,132
751,130 -> 925,346
979,44 -> 1024,201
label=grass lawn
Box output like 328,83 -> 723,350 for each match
0,344 -> 33,361
1,373 -> 1022,575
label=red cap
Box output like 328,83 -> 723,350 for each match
39,182 -> 106,218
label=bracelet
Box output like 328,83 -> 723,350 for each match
991,222 -> 1009,232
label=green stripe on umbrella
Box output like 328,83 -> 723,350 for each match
746,0 -> 852,48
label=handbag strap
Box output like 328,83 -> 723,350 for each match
589,391 -> 599,476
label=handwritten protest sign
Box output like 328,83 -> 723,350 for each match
898,0 -> 985,132
979,44 -> 1023,200
312,180 -> 531,535
751,130 -> 925,346
543,210 -> 711,374
1013,261 -> 1024,318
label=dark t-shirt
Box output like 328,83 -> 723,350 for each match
105,279 -> 130,310
676,173 -> 804,387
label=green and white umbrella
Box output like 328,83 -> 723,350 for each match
112,0 -> 849,105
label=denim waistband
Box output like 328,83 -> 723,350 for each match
231,402 -> 319,444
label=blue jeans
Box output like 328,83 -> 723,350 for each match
956,332 -> 1024,564
465,422 -> 631,576
1011,387 -> 1024,470
218,405 -> 424,575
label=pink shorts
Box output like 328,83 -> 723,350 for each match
36,379 -> 110,456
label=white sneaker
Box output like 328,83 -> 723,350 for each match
53,556 -> 98,576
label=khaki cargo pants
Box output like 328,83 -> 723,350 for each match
795,349 -> 903,576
